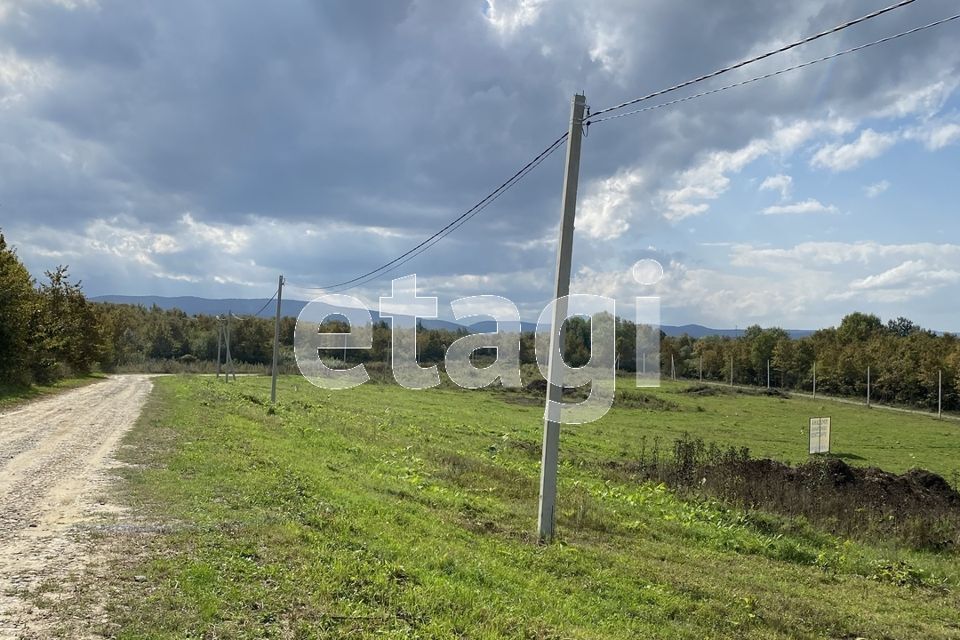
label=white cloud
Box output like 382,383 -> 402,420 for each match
759,174 -> 792,200
0,52 -> 57,108
180,213 -> 250,254
872,79 -> 959,120
761,199 -> 837,215
864,180 -> 890,198
578,118 -> 853,238
8,215 -> 404,296
905,119 -> 960,151
484,0 -> 545,35
657,118 -> 851,222
849,259 -> 960,291
578,167 -> 644,239
810,128 -> 898,172
568,241 -> 960,327
729,241 -> 960,270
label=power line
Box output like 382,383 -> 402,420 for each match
248,287 -> 278,318
288,0 -> 927,297
586,0 -> 918,122
323,134 -> 569,293
294,132 -> 569,293
588,12 -> 960,125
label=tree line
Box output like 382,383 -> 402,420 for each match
659,313 -> 960,411
2,232 -> 957,410
0,232 -> 296,384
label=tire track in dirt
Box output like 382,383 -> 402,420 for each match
0,375 -> 153,639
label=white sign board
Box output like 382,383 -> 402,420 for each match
809,417 -> 831,454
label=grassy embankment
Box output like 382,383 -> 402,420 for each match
87,375 -> 960,638
0,374 -> 106,411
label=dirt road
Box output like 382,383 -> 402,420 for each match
0,375 -> 153,638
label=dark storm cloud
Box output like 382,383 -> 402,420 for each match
1,0 -> 959,301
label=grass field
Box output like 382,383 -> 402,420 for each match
84,375 -> 960,638
0,374 -> 106,411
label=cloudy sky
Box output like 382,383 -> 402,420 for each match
2,0 -> 960,330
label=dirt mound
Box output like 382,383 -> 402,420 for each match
680,384 -> 721,396
726,457 -> 960,508
524,379 -> 547,393
703,456 -> 960,549
615,433 -> 960,549
754,388 -> 790,399
522,379 -> 586,399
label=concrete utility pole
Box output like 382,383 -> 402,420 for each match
938,369 -> 943,419
271,275 -> 284,405
866,365 -> 871,407
225,311 -> 236,382
216,319 -> 223,380
671,354 -> 676,381
766,359 -> 770,389
642,352 -> 646,375
538,93 -> 586,544
813,361 -> 817,399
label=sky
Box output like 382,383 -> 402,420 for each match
1,0 -> 960,330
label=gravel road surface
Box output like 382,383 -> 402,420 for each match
0,375 -> 153,638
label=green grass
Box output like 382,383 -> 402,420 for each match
94,375 -> 960,639
604,378 -> 960,479
0,373 -> 107,411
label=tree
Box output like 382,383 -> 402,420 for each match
837,312 -> 883,343
25,266 -> 100,381
0,232 -> 35,384
887,316 -> 920,337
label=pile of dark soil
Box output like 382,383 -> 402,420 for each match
726,457 -> 960,517
612,433 -> 960,550
522,379 -> 587,399
678,384 -> 789,399
680,384 -> 722,396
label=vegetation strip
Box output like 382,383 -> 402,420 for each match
69,375 -> 960,639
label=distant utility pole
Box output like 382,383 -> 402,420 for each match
271,275 -> 284,405
642,352 -> 646,375
813,362 -> 817,399
216,318 -> 223,380
766,359 -> 770,389
699,355 -> 703,381
938,369 -> 943,419
866,365 -> 871,407
671,354 -> 676,380
225,311 -> 236,381
729,355 -> 734,386
538,93 -> 586,544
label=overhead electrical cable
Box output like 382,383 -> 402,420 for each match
293,132 -> 569,293
244,286 -> 278,318
585,0 -> 918,122
588,12 -> 960,125
292,0 -> 929,296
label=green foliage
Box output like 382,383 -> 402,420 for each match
29,265 -> 102,382
90,376 -> 960,638
0,231 -> 35,384
1,232 -> 956,411
666,313 -> 960,412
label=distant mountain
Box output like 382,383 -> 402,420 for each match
91,295 -> 477,332
91,295 -> 310,319
660,324 -> 814,339
90,295 -> 814,337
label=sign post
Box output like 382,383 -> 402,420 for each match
809,417 -> 831,454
